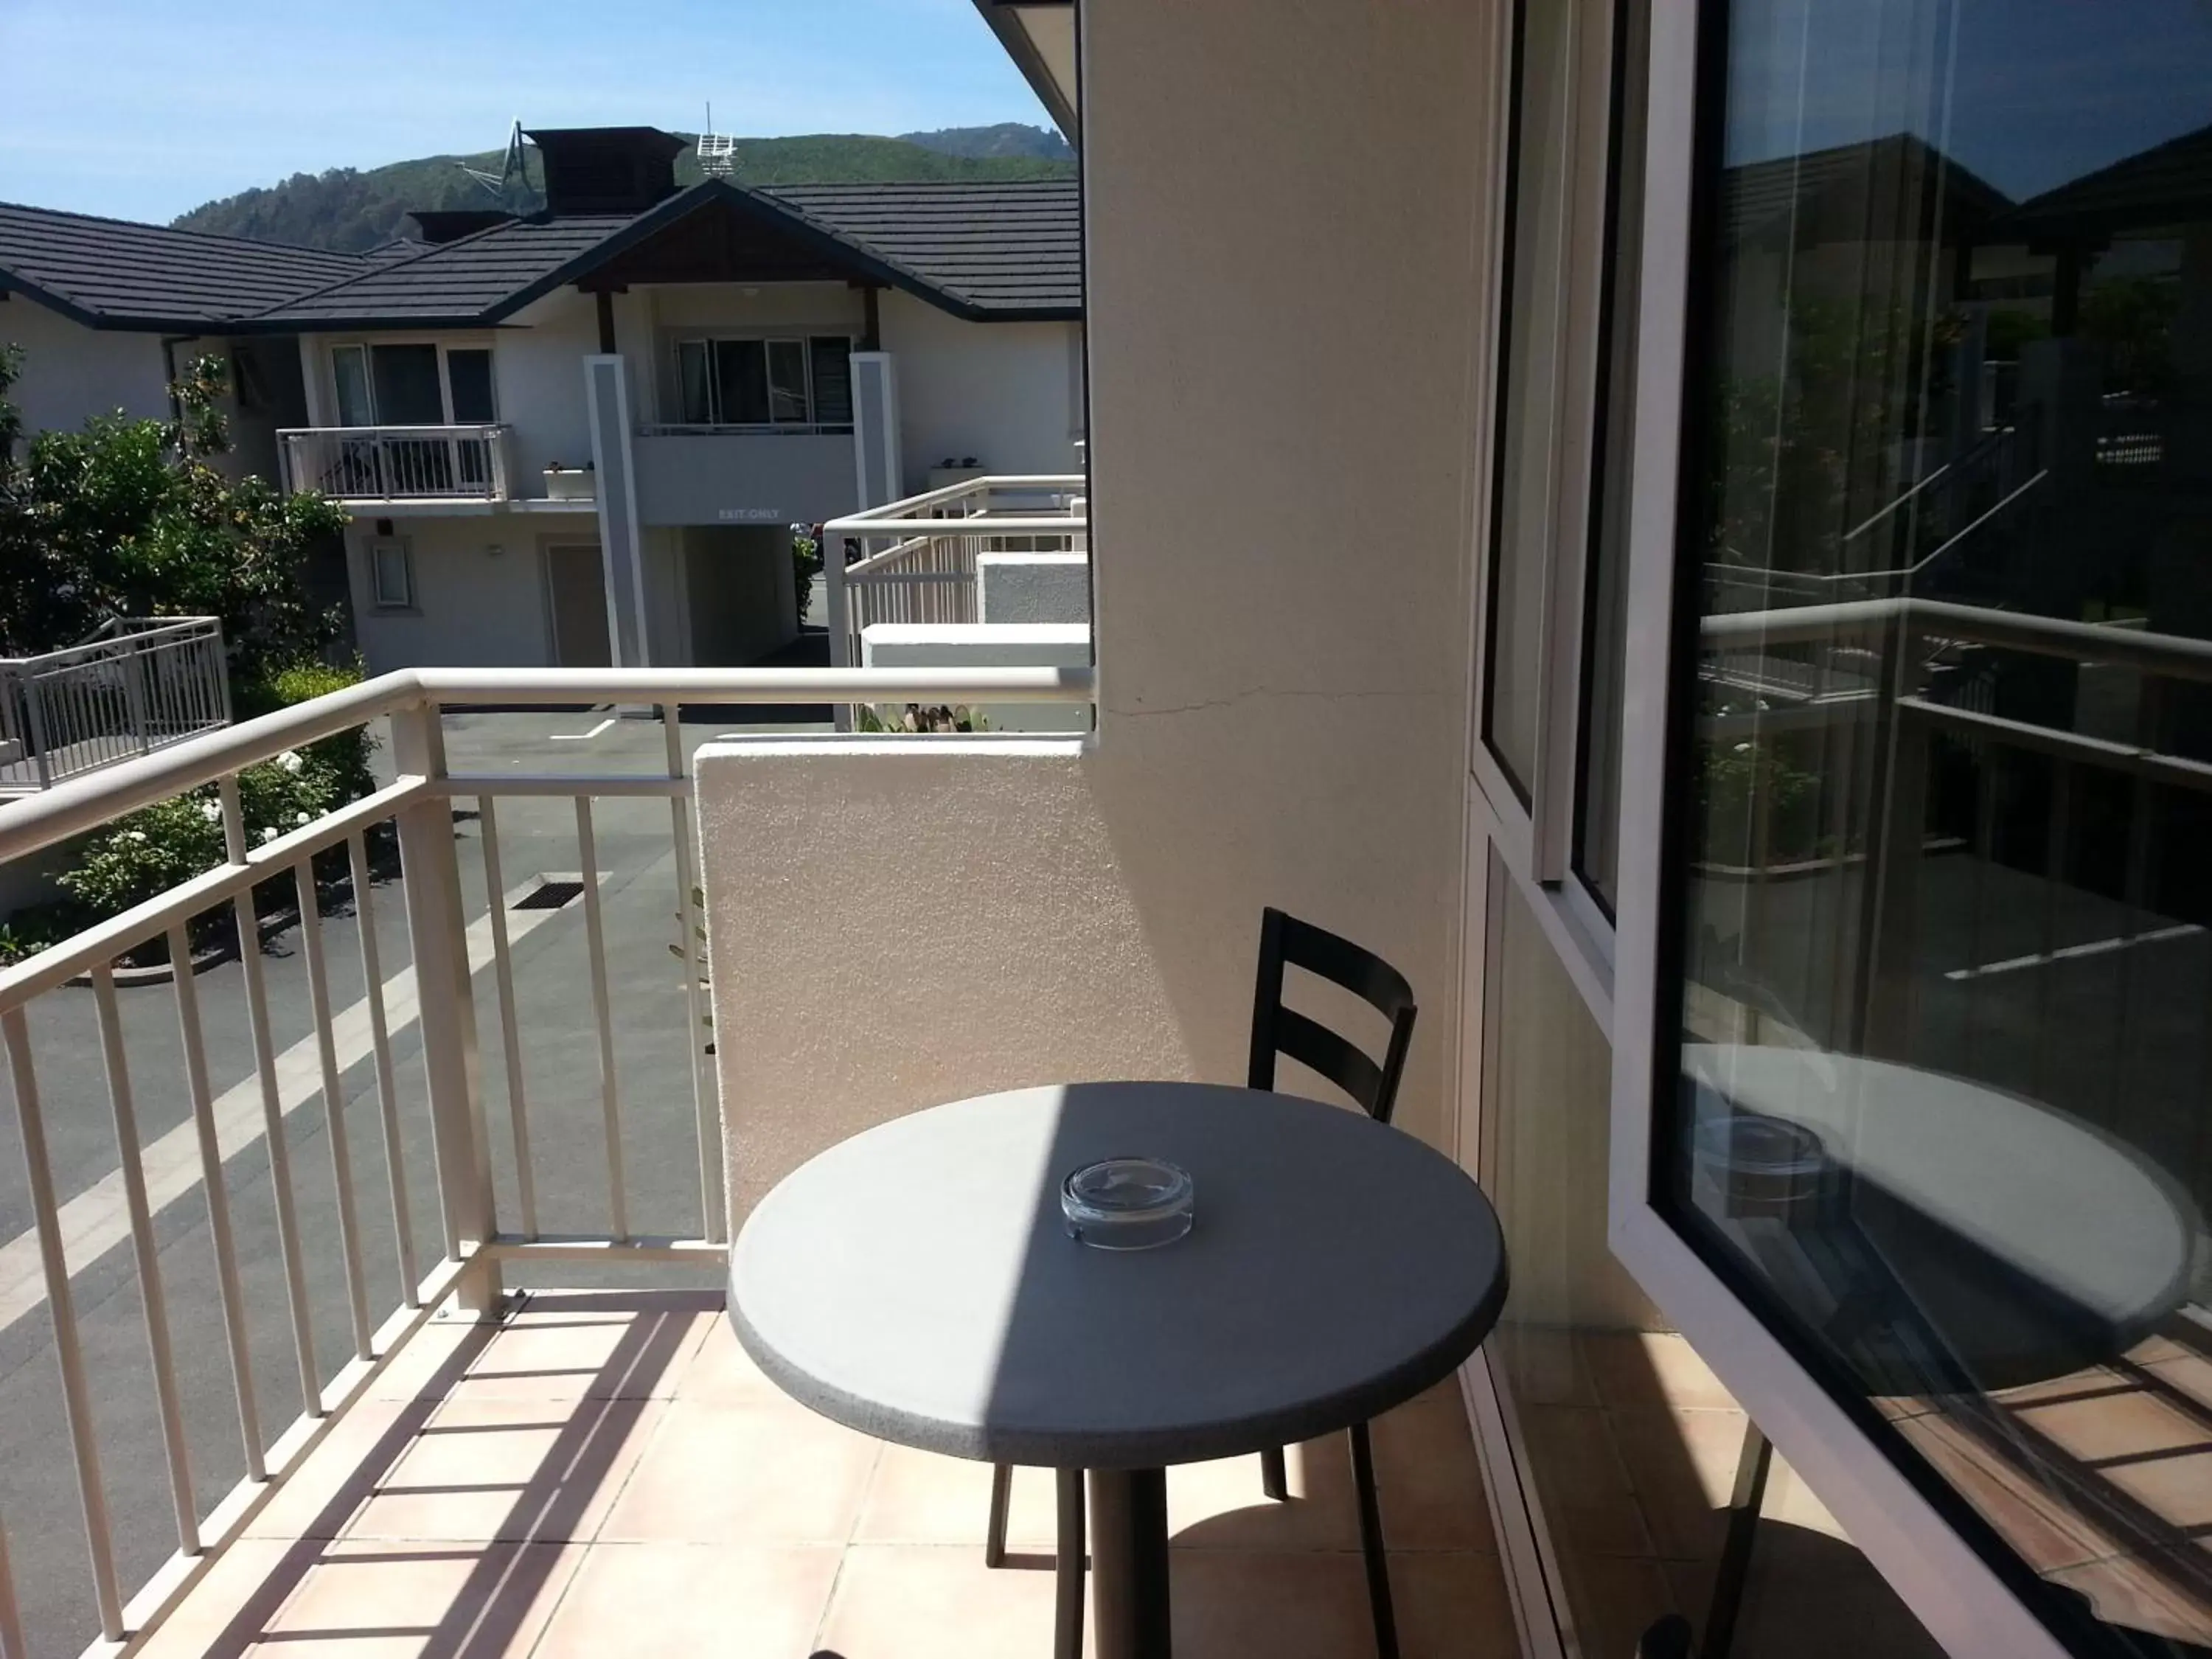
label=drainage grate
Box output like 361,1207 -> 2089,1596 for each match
514,878 -> 585,911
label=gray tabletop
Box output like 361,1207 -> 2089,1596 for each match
727,1080 -> 1509,1469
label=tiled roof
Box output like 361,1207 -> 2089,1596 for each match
251,178 -> 1081,328
765,180 -> 1082,314
1721,133 -> 2012,248
0,201 -> 369,327
257,215 -> 634,325
2006,120 -> 2212,238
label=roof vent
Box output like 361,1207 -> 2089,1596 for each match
410,209 -> 517,244
524,126 -> 686,217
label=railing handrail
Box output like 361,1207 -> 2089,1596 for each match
0,665 -> 1096,868
277,422 -> 512,437
1700,596 -> 2212,681
824,472 -> 1085,534
0,616 -> 220,673
633,421 -> 856,438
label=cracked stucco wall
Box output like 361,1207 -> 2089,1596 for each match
698,0 -> 1492,1229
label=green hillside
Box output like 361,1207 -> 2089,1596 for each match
171,130 -> 1076,253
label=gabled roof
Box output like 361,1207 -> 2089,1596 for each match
249,177 -> 1082,329
1722,133 -> 2013,251
2004,120 -> 2212,241
0,201 -> 371,329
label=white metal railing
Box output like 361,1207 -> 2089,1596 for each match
0,663 -> 1091,1659
0,619 -> 229,794
633,421 -> 855,438
824,474 -> 1088,672
276,425 -> 513,503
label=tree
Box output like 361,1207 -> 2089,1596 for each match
0,347 -> 349,684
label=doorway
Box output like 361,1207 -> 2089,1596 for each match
545,543 -> 612,667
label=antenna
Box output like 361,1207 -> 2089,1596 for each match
698,100 -> 737,180
458,119 -> 531,210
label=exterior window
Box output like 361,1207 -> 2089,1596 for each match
1658,1 -> 2212,1652
367,540 -> 414,610
765,339 -> 809,422
672,335 -> 857,427
445,349 -> 496,423
369,343 -> 443,425
810,336 -> 854,425
332,344 -> 373,427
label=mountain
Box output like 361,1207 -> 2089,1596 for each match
899,123 -> 1071,161
170,130 -> 1077,253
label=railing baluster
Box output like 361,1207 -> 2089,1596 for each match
220,775 -> 323,1414
1,1009 -> 124,1641
347,828 -> 419,1304
662,704 -> 723,1240
170,919 -> 266,1477
574,796 -> 630,1239
0,1514 -> 26,1659
91,965 -> 200,1555
296,853 -> 374,1361
475,796 -> 538,1237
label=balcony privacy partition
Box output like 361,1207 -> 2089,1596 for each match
0,619 -> 229,794
0,664 -> 1092,1658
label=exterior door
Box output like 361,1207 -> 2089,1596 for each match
546,543 -> 612,667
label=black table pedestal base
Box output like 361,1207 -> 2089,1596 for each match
1088,1467 -> 1172,1659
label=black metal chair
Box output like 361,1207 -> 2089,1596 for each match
984,906 -> 1419,1659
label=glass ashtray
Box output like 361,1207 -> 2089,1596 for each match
1062,1157 -> 1194,1250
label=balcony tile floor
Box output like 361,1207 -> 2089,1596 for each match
141,1290 -> 1514,1658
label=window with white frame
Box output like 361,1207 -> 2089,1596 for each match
328,341 -> 498,426
670,335 -> 855,428
366,538 -> 414,610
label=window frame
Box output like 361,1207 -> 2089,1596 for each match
1596,1 -> 2079,1653
325,338 -> 499,428
366,538 -> 416,611
664,333 -> 858,431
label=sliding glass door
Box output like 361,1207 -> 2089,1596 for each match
1582,0 -> 2212,1653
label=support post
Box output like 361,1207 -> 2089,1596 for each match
391,699 -> 501,1320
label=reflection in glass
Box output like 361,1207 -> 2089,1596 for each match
1665,1 -> 2212,1652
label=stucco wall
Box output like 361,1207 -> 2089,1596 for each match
699,0 -> 1492,1228
698,738 -> 1192,1222
0,299 -> 171,437
879,293 -> 1083,491
347,518 -> 597,670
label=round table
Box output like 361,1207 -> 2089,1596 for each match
727,1080 -> 1509,1659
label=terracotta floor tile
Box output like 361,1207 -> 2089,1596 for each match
598,1397 -> 880,1544
1728,1523 -> 1947,1658
2014,1387 -> 2208,1463
1604,1408 -> 1747,1560
532,1542 -> 843,1658
437,1290 -> 716,1402
134,1539 -> 307,1659
674,1310 -> 797,1408
1493,1324 -> 1599,1408
1580,1332 -> 1738,1413
855,1444 -> 1065,1551
2147,1353 -> 2212,1417
255,1539 -> 583,1658
1893,1414 -> 2112,1573
246,1398 -> 428,1540
2104,1444 -> 2212,1529
1556,1553 -> 1678,1659
1369,1399 -> 1497,1552
343,1396 -> 664,1543
814,1543 -> 1069,1659
1168,1550 -> 1374,1659
1167,1441 -> 1361,1552
1758,1450 -> 1848,1542
1386,1551 -> 1518,1658
2048,1554 -> 2212,1649
366,1315 -> 494,1403
1517,1406 -> 1655,1558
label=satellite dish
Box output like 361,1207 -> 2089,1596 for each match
698,102 -> 737,180
458,119 -> 531,210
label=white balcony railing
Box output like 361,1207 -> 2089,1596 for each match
824,473 -> 1088,672
0,663 -> 1093,1658
276,425 -> 513,504
0,618 -> 229,794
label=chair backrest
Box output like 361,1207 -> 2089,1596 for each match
1247,906 -> 1417,1124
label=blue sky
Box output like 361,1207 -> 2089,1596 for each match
0,0 -> 1054,225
